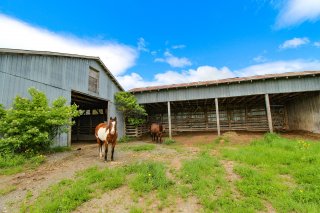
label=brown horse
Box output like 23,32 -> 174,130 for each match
95,117 -> 118,161
150,123 -> 164,143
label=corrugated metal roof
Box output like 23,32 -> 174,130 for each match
0,48 -> 124,91
130,71 -> 320,93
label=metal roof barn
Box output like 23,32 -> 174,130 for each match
130,71 -> 320,137
0,48 -> 125,146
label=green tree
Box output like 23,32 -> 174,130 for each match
0,88 -> 79,154
114,91 -> 147,126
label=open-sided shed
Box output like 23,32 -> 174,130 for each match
130,71 -> 320,137
0,48 -> 125,146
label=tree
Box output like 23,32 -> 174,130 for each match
114,91 -> 147,126
0,88 -> 79,154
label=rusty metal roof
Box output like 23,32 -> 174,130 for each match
129,71 -> 320,93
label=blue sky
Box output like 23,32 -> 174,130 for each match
1,0 -> 320,90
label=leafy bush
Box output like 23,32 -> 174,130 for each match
118,135 -> 135,143
0,88 -> 79,154
163,138 -> 176,145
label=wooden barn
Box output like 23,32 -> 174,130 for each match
130,71 -> 320,137
0,48 -> 125,146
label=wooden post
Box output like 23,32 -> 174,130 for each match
107,101 -> 111,122
265,94 -> 273,133
167,101 -> 172,139
215,98 -> 221,136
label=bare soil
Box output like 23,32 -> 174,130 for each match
0,131 -> 319,213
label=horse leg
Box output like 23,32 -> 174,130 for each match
99,142 -> 103,159
104,142 -> 108,161
111,143 -> 115,161
96,138 -> 101,159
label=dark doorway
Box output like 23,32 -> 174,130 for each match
71,91 -> 108,143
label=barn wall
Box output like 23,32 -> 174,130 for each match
0,53 -> 124,146
133,77 -> 320,104
146,103 -> 286,133
287,92 -> 320,133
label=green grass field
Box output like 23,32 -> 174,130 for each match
14,133 -> 320,212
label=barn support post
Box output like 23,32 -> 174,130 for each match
167,101 -> 172,139
215,98 -> 221,136
107,101 -> 111,122
265,94 -> 273,133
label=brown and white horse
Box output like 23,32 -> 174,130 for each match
95,117 -> 118,161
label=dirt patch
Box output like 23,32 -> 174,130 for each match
260,201 -> 276,213
174,197 -> 202,213
0,143 -> 130,212
220,160 -> 241,199
74,186 -> 134,213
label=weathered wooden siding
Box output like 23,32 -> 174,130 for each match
287,92 -> 320,133
134,76 -> 320,104
147,104 -> 286,132
0,52 -> 124,145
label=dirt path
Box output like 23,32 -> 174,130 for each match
0,143 -> 131,212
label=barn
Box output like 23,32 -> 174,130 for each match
0,48 -> 125,146
130,71 -> 320,137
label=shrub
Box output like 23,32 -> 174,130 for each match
118,135 -> 135,143
163,138 -> 176,145
0,88 -> 79,154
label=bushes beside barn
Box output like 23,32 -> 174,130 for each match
0,88 -> 79,155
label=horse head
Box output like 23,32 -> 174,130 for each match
109,117 -> 117,135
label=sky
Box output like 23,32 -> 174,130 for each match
0,0 -> 320,90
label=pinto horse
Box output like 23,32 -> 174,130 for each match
150,123 -> 164,143
95,117 -> 118,161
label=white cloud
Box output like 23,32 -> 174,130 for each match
155,51 -> 192,68
314,41 -> 320,47
118,66 -> 234,90
0,13 -> 137,75
120,59 -> 320,90
172,44 -> 186,49
155,66 -> 234,84
137,37 -> 149,52
279,37 -> 310,49
253,55 -> 268,63
275,0 -> 320,28
235,59 -> 320,76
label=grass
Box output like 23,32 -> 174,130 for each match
122,144 -> 156,152
11,133 -> 320,212
222,133 -> 320,212
163,138 -> 176,145
125,162 -> 173,194
23,166 -> 126,213
0,145 -> 70,175
178,149 -> 263,212
0,184 -> 17,196
118,135 -> 136,143
22,161 -> 173,212
0,154 -> 45,175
